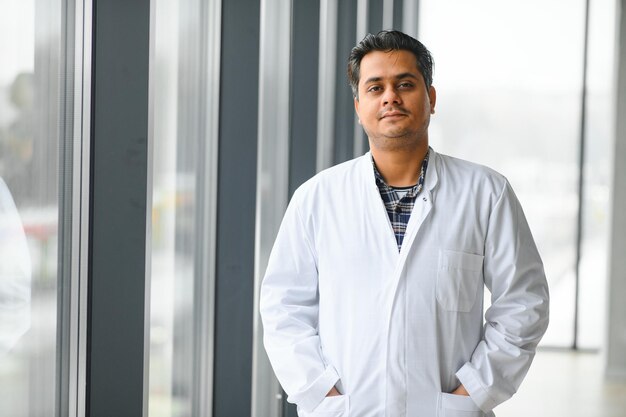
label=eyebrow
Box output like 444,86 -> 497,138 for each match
363,72 -> 420,85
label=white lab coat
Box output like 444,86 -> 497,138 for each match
260,149 -> 549,417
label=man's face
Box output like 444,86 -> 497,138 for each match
354,50 -> 436,151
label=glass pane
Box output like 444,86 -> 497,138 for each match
0,0 -> 63,414
149,0 -> 215,415
419,0 -> 586,347
577,0 -> 616,349
150,1 -> 187,414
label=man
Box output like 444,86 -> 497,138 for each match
260,30 -> 549,417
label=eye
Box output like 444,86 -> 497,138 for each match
367,85 -> 382,93
398,82 -> 414,89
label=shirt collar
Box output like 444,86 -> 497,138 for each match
371,148 -> 431,196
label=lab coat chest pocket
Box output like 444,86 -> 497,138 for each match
436,250 -> 484,312
298,395 -> 349,417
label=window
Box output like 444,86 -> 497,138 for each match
149,0 -> 219,415
0,0 -> 73,414
418,0 -> 612,348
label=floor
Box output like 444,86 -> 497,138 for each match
495,350 -> 626,417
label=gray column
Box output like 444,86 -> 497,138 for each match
606,0 -> 626,381
333,0 -> 358,164
213,0 -> 260,415
87,1 -> 151,416
289,0 -> 320,197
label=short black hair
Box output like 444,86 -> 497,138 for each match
347,30 -> 434,99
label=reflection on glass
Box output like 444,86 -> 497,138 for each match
0,178 -> 31,357
0,0 -> 61,414
150,0 -> 210,415
419,0 -> 586,346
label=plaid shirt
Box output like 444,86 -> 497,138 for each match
373,149 -> 430,251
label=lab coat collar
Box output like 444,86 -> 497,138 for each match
361,146 -> 440,192
424,147 -> 439,192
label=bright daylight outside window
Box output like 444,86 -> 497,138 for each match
418,0 -> 612,348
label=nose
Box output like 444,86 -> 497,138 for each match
382,87 -> 401,106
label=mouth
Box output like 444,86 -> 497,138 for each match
380,111 -> 407,120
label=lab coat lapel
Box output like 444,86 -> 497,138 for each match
384,151 -> 439,340
396,149 -> 439,273
362,153 -> 404,259
361,149 -> 440,320
360,150 -> 440,277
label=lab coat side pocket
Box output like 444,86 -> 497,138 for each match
438,393 -> 485,417
297,394 -> 349,417
436,250 -> 484,312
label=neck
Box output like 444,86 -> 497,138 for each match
370,142 -> 429,187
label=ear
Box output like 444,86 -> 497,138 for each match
354,96 -> 360,118
428,85 -> 437,114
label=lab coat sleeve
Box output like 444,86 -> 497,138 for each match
259,192 -> 339,412
456,180 -> 549,412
